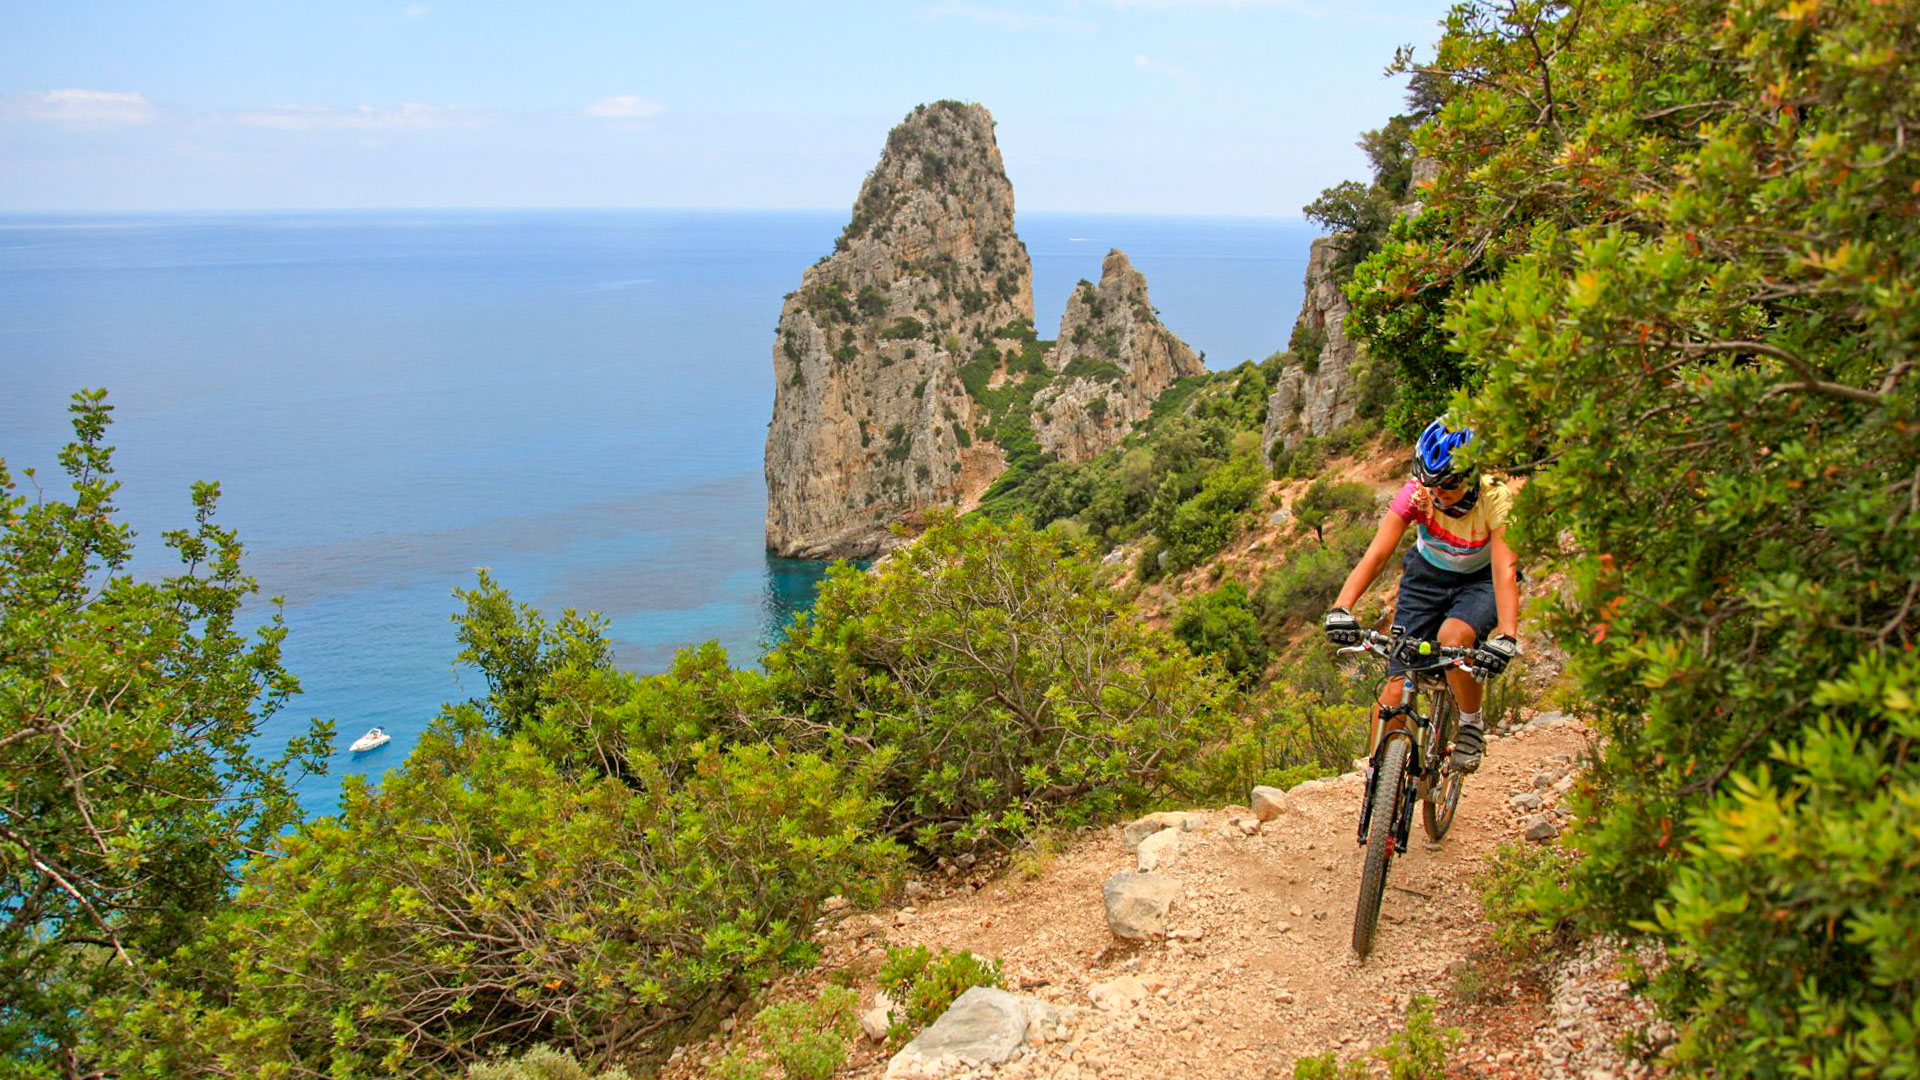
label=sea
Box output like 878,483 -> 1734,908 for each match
0,209 -> 1320,817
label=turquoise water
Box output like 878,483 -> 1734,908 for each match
0,209 -> 1317,816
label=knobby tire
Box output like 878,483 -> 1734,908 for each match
1422,689 -> 1464,841
1353,735 -> 1410,958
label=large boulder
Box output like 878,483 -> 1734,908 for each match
883,986 -> 1064,1079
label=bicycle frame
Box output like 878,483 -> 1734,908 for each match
1345,630 -> 1476,854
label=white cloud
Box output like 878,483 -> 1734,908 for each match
14,89 -> 156,126
923,2 -> 1095,30
584,95 -> 668,120
233,102 -> 483,131
402,4 -> 431,18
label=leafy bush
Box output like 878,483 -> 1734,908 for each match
0,392 -> 331,1069
1292,478 -> 1377,541
101,690 -> 900,1075
765,513 -> 1234,854
755,986 -> 859,1080
467,1045 -> 633,1080
1475,840 -> 1578,958
1158,451 -> 1268,572
1292,1051 -> 1368,1080
1172,581 -> 1269,685
1351,3 -> 1920,1072
1375,995 -> 1458,1080
877,946 -> 1004,1036
1253,517 -> 1373,628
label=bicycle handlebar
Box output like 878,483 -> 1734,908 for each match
1339,629 -> 1485,677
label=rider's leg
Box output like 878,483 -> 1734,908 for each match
1436,617 -> 1482,711
1437,617 -> 1488,772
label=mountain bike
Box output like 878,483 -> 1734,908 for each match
1339,626 -> 1484,958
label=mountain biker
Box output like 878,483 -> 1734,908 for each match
1321,418 -> 1520,773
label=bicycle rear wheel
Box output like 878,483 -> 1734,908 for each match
1422,689 -> 1465,841
1353,735 -> 1410,957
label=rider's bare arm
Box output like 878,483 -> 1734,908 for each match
1489,529 -> 1520,640
1333,510 -> 1411,612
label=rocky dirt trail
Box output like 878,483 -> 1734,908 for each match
665,710 -> 1669,1079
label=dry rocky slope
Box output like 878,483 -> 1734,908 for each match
1031,250 -> 1205,464
765,102 -> 1199,559
666,713 -> 1666,1080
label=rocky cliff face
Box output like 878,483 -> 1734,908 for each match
767,104 -> 1203,559
1030,250 -> 1205,464
765,102 -> 1034,559
1261,235 -> 1362,458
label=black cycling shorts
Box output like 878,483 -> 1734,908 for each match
1387,546 -> 1497,676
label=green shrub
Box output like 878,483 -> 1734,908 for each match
1270,436 -> 1328,480
711,1047 -> 771,1080
1159,452 -> 1267,572
877,946 -> 1004,1036
764,513 -> 1234,855
467,1045 -> 633,1080
1172,581 -> 1269,685
1288,320 -> 1327,374
882,316 -> 924,340
1292,478 -> 1376,541
1253,518 -> 1373,629
1292,1051 -> 1369,1080
1475,840 -> 1578,957
755,986 -> 859,1080
100,707 -> 901,1076
1374,995 -> 1458,1080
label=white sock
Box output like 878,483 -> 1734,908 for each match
1460,709 -> 1483,729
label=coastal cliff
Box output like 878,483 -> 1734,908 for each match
765,101 -> 1033,559
1259,235 -> 1363,458
1031,249 -> 1204,464
765,102 -> 1202,559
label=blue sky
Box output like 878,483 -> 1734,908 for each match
0,1 -> 1459,216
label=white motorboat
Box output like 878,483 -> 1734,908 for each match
348,727 -> 391,753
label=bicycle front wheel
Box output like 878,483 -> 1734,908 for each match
1353,735 -> 1410,958
1422,690 -> 1465,841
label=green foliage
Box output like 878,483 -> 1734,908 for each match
1195,646 -> 1373,800
1475,840 -> 1577,957
454,569 -> 611,732
881,316 -> 924,340
467,1045 -> 633,1080
99,593 -> 900,1077
1288,319 -> 1327,374
1254,517 -> 1374,628
877,946 -> 1003,1036
0,391 -> 331,1069
755,986 -> 859,1080
1155,449 -> 1268,572
1374,994 -> 1459,1080
765,513 -> 1235,854
1172,581 -> 1268,685
1292,1051 -> 1369,1080
1351,2 -> 1920,1072
1293,478 -> 1376,541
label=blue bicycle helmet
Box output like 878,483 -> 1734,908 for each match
1413,418 -> 1474,488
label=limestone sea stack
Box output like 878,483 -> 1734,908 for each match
1031,249 -> 1205,464
765,101 -> 1033,559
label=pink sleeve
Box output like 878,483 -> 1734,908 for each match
1388,478 -> 1421,523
